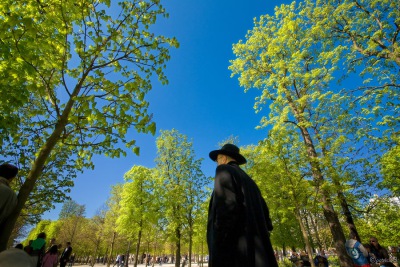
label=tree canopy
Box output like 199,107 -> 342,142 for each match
0,0 -> 177,250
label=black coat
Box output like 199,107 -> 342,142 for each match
207,162 -> 278,267
60,246 -> 72,263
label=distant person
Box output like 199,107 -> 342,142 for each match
369,237 -> 390,265
114,254 -> 121,267
45,238 -> 56,253
345,231 -> 370,267
60,242 -> 72,267
0,248 -> 33,267
363,243 -> 374,264
300,251 -> 311,266
30,232 -> 47,267
41,245 -> 58,267
207,144 -> 278,267
314,254 -> 329,267
0,163 -> 18,224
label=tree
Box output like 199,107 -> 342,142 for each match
229,2 -> 356,265
305,0 -> 399,197
0,0 -> 178,250
380,135 -> 400,197
116,165 -> 156,267
155,129 -> 207,267
242,135 -> 316,265
82,212 -> 107,267
57,200 -> 86,244
25,220 -> 52,245
59,199 -> 86,220
355,196 -> 400,247
300,0 -> 400,241
191,197 -> 210,266
104,184 -> 126,267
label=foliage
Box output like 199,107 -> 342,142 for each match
328,255 -> 340,267
103,184 -> 130,257
380,136 -> 400,197
25,220 -> 52,244
59,199 -> 86,220
355,196 -> 400,247
57,202 -> 86,244
117,166 -> 155,236
0,0 -> 178,249
155,129 -> 208,264
1,126 -> 78,225
304,0 -> 400,196
242,139 -> 307,250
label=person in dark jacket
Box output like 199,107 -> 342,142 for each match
369,237 -> 390,265
0,163 -> 18,224
60,242 -> 72,267
207,144 -> 278,267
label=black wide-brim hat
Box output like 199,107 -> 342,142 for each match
209,143 -> 247,165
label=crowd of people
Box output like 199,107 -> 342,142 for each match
285,234 -> 399,267
288,250 -> 329,267
119,253 -> 189,266
345,233 -> 399,267
0,233 -> 73,267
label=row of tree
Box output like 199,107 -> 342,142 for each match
24,129 -> 399,267
25,130 -> 210,267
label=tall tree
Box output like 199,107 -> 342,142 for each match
229,3 -> 355,265
116,165 -> 156,267
155,129 -> 207,267
59,199 -> 86,220
0,0 -> 178,250
354,196 -> 400,247
242,134 -> 316,265
57,200 -> 86,244
305,0 -> 399,198
104,184 -> 125,267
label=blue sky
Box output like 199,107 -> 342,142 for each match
43,0 -> 293,220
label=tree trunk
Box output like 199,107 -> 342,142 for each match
297,122 -> 353,267
282,243 -> 286,258
175,227 -> 181,267
318,135 -> 361,243
285,90 -> 353,266
294,208 -> 316,267
0,79 -> 85,251
134,227 -> 142,267
188,223 -> 193,267
107,232 -> 117,267
303,212 -> 315,251
200,241 -> 204,267
337,184 -> 361,241
92,238 -> 101,267
309,211 -> 323,251
125,241 -> 131,267
0,123 -> 64,251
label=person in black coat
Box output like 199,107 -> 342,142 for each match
60,242 -> 72,267
207,144 -> 278,267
